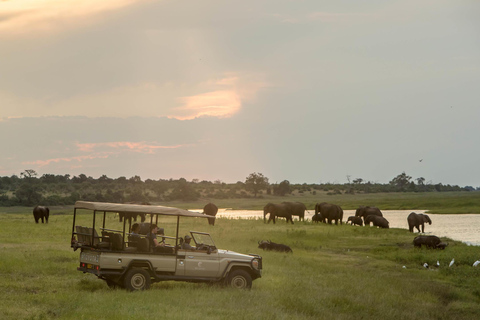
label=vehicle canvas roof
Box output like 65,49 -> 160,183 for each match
74,201 -> 210,219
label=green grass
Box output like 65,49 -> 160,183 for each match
1,207 -> 480,320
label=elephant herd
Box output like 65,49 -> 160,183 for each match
263,202 -> 433,233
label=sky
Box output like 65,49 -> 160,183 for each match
1,0 -> 479,186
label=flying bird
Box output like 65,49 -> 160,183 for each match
419,159 -> 423,162
449,258 -> 455,267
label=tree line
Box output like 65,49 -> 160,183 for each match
0,170 -> 475,207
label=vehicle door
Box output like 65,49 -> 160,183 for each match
183,250 -> 220,278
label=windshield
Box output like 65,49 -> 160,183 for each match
191,232 -> 215,247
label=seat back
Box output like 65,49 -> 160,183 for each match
136,237 -> 150,252
80,226 -> 91,245
110,233 -> 124,251
88,228 -> 100,246
128,235 -> 140,248
75,226 -> 85,244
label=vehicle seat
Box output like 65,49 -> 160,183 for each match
110,233 -> 124,251
136,237 -> 150,252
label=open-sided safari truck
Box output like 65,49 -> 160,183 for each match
70,201 -> 262,291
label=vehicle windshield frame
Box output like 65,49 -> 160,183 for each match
191,232 -> 216,248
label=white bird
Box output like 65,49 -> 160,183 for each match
436,260 -> 440,267
473,260 -> 480,267
402,266 -> 406,269
449,259 -> 455,267
423,263 -> 429,268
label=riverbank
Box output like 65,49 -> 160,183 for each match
212,209 -> 480,246
157,191 -> 480,214
1,209 -> 480,319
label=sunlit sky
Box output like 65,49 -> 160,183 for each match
1,0 -> 479,186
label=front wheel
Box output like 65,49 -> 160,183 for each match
226,269 -> 252,289
123,268 -> 151,291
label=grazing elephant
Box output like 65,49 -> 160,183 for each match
282,201 -> 306,221
355,206 -> 383,224
263,203 -> 294,224
119,212 -> 146,223
413,235 -> 447,249
407,212 -> 432,233
203,202 -> 218,226
347,216 -> 363,226
314,202 -> 343,225
365,215 -> 389,228
33,206 -> 49,223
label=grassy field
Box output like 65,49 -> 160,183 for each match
1,205 -> 480,320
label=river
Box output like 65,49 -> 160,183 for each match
211,209 -> 480,246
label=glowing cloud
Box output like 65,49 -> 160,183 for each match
169,74 -> 270,120
0,0 -> 146,36
172,90 -> 241,120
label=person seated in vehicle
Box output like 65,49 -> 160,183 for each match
128,223 -> 141,248
181,235 -> 196,250
131,223 -> 141,236
147,224 -> 173,253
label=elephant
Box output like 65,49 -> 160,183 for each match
33,205 -> 49,223
347,216 -> 363,226
263,203 -> 294,224
355,206 -> 383,224
119,212 -> 146,223
281,201 -> 306,221
365,215 -> 389,228
314,202 -> 343,225
407,212 -> 432,233
203,202 -> 218,226
413,235 -> 447,249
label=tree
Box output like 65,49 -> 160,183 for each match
273,180 -> 291,196
20,169 -> 37,179
390,172 -> 412,191
245,172 -> 269,198
16,170 -> 42,205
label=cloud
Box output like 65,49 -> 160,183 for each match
22,153 -> 111,168
172,90 -> 241,120
169,74 -> 269,120
21,140 -> 185,168
0,73 -> 270,120
76,141 -> 184,154
0,0 -> 146,36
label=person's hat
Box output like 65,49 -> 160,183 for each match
185,235 -> 192,240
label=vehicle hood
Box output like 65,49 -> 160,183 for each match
217,249 -> 255,260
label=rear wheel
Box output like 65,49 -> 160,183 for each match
226,269 -> 252,289
123,268 -> 151,291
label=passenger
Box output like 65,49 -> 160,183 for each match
129,223 -> 141,248
148,224 -> 172,253
131,223 -> 140,236
181,235 -> 196,250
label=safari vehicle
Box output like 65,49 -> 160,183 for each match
70,201 -> 262,291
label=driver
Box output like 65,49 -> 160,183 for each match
181,235 -> 196,250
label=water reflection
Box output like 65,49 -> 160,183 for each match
214,209 -> 480,246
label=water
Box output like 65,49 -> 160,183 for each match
213,209 -> 480,246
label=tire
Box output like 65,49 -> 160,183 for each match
226,269 -> 252,289
123,268 -> 151,291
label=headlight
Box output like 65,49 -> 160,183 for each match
252,259 -> 259,270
